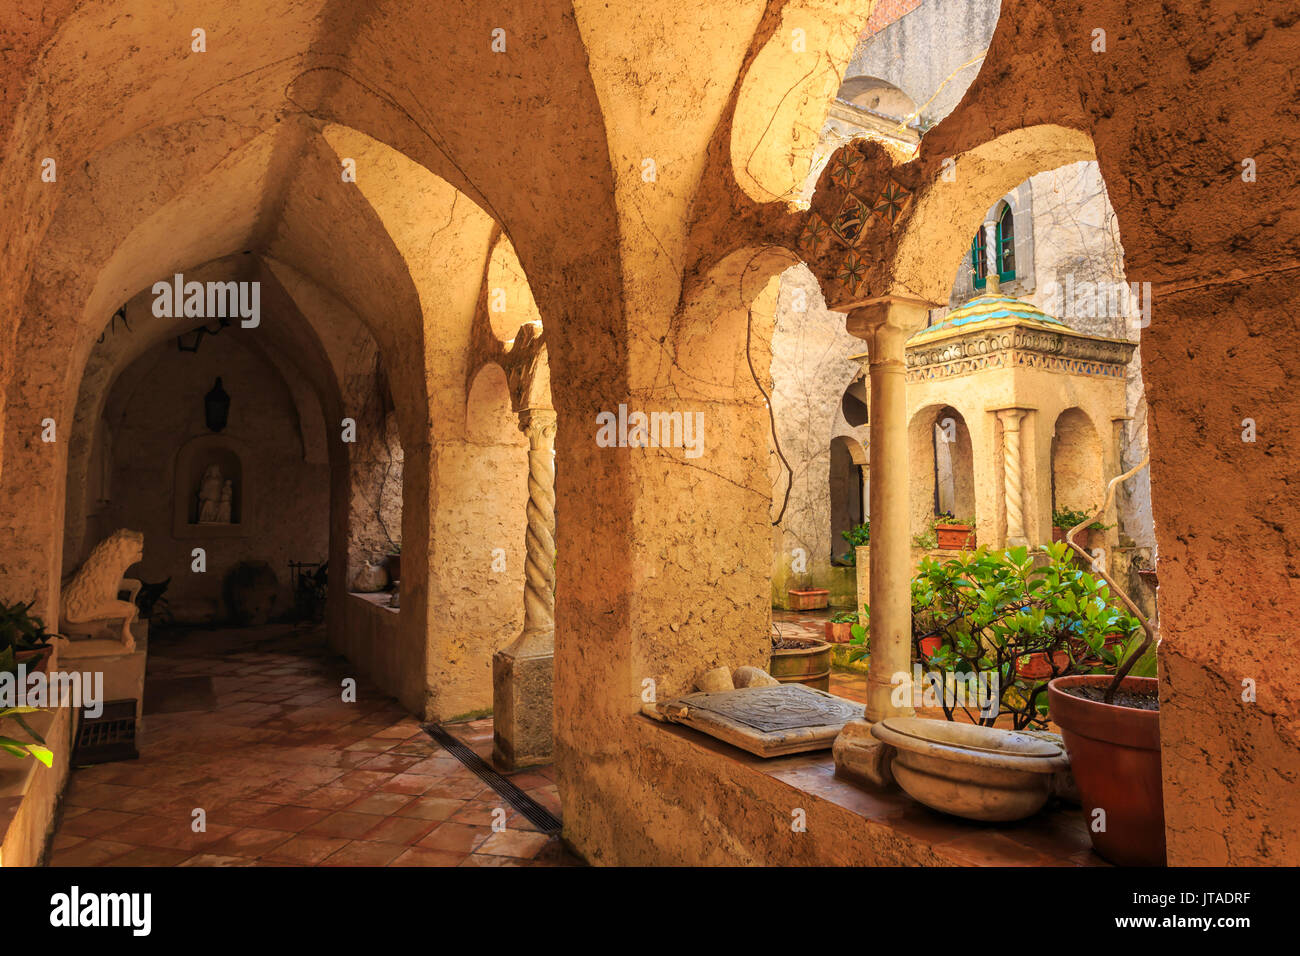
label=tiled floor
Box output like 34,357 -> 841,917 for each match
49,625 -> 581,867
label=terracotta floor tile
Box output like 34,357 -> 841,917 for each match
261,835 -> 350,865
476,829 -> 554,859
178,853 -> 257,867
362,815 -> 438,846
294,786 -> 368,810
395,796 -> 466,821
335,770 -> 396,791
206,827 -> 297,857
302,810 -> 385,839
108,846 -> 196,866
346,791 -> 416,816
417,822 -> 491,854
319,840 -> 406,866
378,773 -> 436,795
388,847 -> 468,867
50,839 -> 135,867
59,808 -> 142,838
253,805 -> 333,832
206,800 -> 285,827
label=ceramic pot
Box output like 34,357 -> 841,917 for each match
1047,675 -> 1165,866
871,717 -> 1070,822
918,635 -> 942,660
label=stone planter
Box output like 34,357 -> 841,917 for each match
870,717 -> 1070,822
769,637 -> 831,692
935,523 -> 975,550
787,588 -> 829,611
1047,674 -> 1165,866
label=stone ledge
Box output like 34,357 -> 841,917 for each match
562,714 -> 1100,866
0,706 -> 74,867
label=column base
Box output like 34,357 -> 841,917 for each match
832,718 -> 897,789
491,643 -> 554,771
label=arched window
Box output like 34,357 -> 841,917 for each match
970,229 -> 988,290
996,202 -> 1017,281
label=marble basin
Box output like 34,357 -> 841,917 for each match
871,717 -> 1070,822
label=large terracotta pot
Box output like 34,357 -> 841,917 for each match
1047,675 -> 1166,866
769,638 -> 831,691
788,588 -> 829,611
824,620 -> 854,644
935,523 -> 975,550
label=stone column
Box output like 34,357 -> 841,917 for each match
983,217 -> 1000,294
996,408 -> 1028,548
833,299 -> 929,787
492,407 -> 557,770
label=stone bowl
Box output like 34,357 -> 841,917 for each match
871,717 -> 1070,822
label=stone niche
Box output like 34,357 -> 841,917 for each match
172,434 -> 249,538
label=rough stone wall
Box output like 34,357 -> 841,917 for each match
99,334 -> 329,622
768,263 -> 866,606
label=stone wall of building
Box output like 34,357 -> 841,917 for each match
97,333 -> 330,623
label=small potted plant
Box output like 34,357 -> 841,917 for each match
838,521 -> 870,566
824,611 -> 857,643
933,512 -> 976,550
787,572 -> 829,611
1052,506 -> 1111,545
0,599 -> 57,677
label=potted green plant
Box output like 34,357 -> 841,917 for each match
1051,506 -> 1111,545
824,611 -> 858,644
0,599 -> 57,677
933,512 -> 976,550
1048,457 -> 1165,866
910,543 -> 1141,729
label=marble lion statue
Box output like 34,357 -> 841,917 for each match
60,529 -> 144,649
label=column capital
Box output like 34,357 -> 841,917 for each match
993,406 -> 1031,428
518,407 -> 557,450
844,296 -> 936,341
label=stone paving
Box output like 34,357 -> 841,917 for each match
48,625 -> 581,867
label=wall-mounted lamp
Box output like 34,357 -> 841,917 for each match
205,377 -> 231,432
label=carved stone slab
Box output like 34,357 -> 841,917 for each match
658,684 -> 863,757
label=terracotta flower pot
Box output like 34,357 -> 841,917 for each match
1051,527 -> 1068,543
935,523 -> 975,550
1047,675 -> 1165,866
1015,649 -> 1069,680
824,620 -> 854,644
918,635 -> 942,660
788,588 -> 829,611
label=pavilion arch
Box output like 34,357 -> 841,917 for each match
889,125 -> 1097,310
828,434 -> 868,562
1051,407 -> 1105,520
483,235 -> 543,344
909,403 -> 976,537
836,76 -> 918,120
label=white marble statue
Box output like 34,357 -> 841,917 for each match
216,479 -> 233,524
197,464 -> 224,523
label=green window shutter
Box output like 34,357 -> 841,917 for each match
970,231 -> 987,290
996,205 -> 1016,282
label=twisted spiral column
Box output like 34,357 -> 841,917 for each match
518,408 -> 557,654
998,408 -> 1028,547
